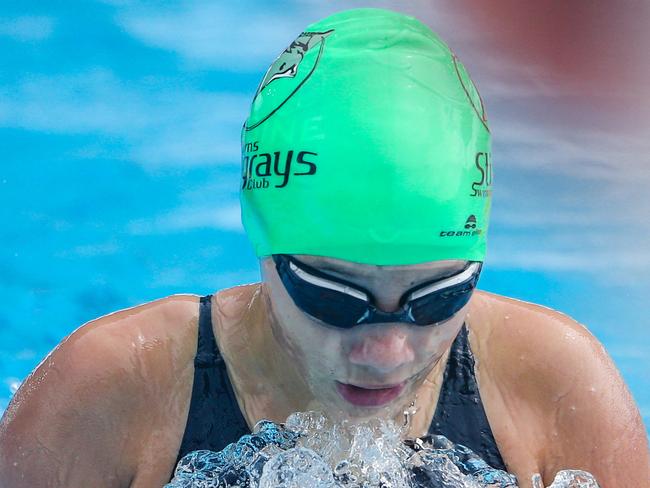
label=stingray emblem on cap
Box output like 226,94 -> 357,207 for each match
246,29 -> 334,130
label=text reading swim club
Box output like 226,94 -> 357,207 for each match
241,141 -> 492,199
241,141 -> 316,190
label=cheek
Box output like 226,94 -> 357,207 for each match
409,314 -> 466,362
266,290 -> 343,375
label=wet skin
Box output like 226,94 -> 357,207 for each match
0,255 -> 648,487
257,255 -> 471,421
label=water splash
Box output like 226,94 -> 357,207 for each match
533,470 -> 600,488
258,447 -> 336,488
165,412 -> 599,488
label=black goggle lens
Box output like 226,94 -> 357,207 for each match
408,281 -> 477,325
273,254 -> 481,329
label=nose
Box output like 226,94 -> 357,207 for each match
348,327 -> 415,372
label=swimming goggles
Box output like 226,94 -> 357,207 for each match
272,254 -> 482,329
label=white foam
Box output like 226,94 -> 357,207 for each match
165,411 -> 600,488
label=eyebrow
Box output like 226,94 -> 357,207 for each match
314,262 -> 467,282
315,263 -> 359,276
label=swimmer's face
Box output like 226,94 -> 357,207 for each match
259,254 -> 471,418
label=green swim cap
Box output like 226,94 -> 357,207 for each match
240,8 -> 492,266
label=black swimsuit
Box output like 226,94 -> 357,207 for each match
174,294 -> 506,474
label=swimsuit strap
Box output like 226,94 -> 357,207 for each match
174,294 -> 250,468
429,324 -> 506,471
195,294 -> 220,367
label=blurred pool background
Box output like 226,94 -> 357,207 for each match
1,1 -> 649,436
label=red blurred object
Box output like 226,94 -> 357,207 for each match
455,1 -> 648,94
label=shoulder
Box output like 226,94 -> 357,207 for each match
38,293 -> 203,391
468,290 -> 620,404
468,290 -> 650,485
468,290 -> 600,377
3,292 -> 203,411
0,293 -> 203,486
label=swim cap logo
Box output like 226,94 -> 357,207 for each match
471,152 -> 492,198
245,29 -> 334,130
464,215 -> 477,229
440,215 -> 483,238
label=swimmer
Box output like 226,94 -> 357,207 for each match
1,8 -> 648,488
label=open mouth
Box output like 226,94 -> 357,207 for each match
335,381 -> 406,407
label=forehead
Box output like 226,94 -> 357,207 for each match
292,254 -> 469,281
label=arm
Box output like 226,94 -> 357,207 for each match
473,291 -> 649,487
0,295 -> 199,488
535,315 -> 650,487
0,320 -> 141,487
485,296 -> 650,487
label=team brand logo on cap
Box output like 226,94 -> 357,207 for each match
246,29 -> 334,130
464,215 -> 477,229
440,215 -> 483,238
